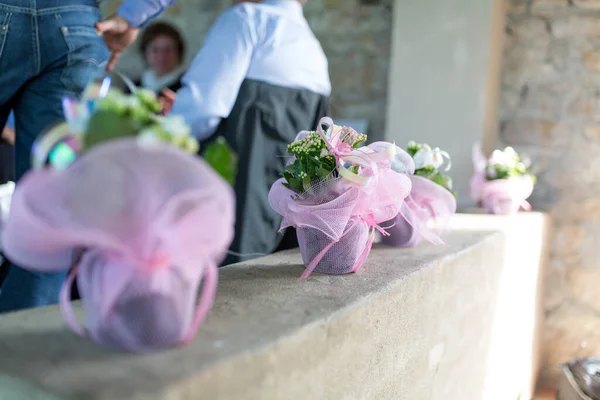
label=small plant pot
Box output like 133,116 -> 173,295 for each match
296,217 -> 369,275
382,176 -> 456,248
381,214 -> 422,248
65,249 -> 213,353
482,196 -> 521,215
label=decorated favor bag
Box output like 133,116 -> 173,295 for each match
269,117 -> 414,278
470,144 -> 535,215
381,141 -> 456,248
0,78 -> 237,352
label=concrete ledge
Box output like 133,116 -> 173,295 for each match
0,216 -> 548,400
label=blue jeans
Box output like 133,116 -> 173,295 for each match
0,0 -> 108,312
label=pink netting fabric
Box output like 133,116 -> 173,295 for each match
470,145 -> 533,215
269,118 -> 415,278
381,175 -> 456,248
1,139 -> 235,352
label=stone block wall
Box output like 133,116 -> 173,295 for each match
102,0 -> 394,140
502,0 -> 600,385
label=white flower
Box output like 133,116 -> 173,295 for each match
137,128 -> 162,148
123,96 -> 142,109
430,148 -> 446,169
486,165 -> 497,179
161,115 -> 191,138
413,145 -> 443,170
490,149 -> 510,166
504,147 -> 517,158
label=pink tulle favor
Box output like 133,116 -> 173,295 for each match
1,139 -> 235,352
269,117 -> 414,278
470,145 -> 534,215
381,175 -> 456,248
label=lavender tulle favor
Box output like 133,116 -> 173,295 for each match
382,142 -> 456,248
2,140 -> 234,352
470,145 -> 535,215
0,81 -> 236,352
269,117 -> 414,278
382,176 -> 456,247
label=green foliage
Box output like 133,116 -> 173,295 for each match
407,141 -> 455,196
84,109 -> 139,150
282,131 -> 337,194
281,127 -> 367,194
406,140 -> 422,158
485,147 -> 535,183
201,137 -> 238,186
75,83 -> 239,185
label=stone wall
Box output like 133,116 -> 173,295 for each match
501,0 -> 600,385
102,0 -> 394,140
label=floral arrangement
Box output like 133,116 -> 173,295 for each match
39,77 -> 237,184
269,117 -> 414,278
483,146 -> 536,184
282,126 -> 367,194
1,77 -> 236,352
406,141 -> 454,195
471,144 -> 535,215
381,142 -> 457,248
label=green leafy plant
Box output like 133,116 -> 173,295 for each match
485,147 -> 536,184
64,83 -> 238,185
282,126 -> 367,194
201,137 -> 238,186
406,141 -> 455,196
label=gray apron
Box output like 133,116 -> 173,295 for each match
203,79 -> 329,266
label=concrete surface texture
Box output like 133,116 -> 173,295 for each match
501,0 -> 600,386
449,212 -> 551,400
100,0 -> 394,142
0,221 -> 546,400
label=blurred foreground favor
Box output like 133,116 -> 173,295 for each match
269,117 -> 416,278
381,141 -> 456,248
0,79 -> 237,352
470,145 -> 535,215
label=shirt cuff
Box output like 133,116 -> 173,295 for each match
117,0 -> 164,28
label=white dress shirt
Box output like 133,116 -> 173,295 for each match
171,0 -> 331,140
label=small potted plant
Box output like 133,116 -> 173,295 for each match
471,145 -> 535,215
381,141 -> 456,248
1,78 -> 237,352
269,117 -> 414,278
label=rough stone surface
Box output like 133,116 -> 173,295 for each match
100,0 -> 393,140
501,0 -> 600,385
572,0 -> 600,9
0,226 -> 547,400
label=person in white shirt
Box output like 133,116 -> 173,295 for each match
169,0 -> 331,264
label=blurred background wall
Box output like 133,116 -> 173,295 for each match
102,0 -> 394,142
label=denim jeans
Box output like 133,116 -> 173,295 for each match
0,0 -> 108,312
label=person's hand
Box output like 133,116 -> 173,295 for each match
1,126 -> 14,146
159,88 -> 176,115
95,15 -> 140,72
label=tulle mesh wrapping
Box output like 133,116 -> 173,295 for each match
297,218 -> 369,275
470,144 -> 534,215
382,175 -> 456,248
1,139 -> 234,351
269,142 -> 413,276
472,175 -> 534,215
74,249 -> 202,352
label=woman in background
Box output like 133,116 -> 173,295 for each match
135,22 -> 186,95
